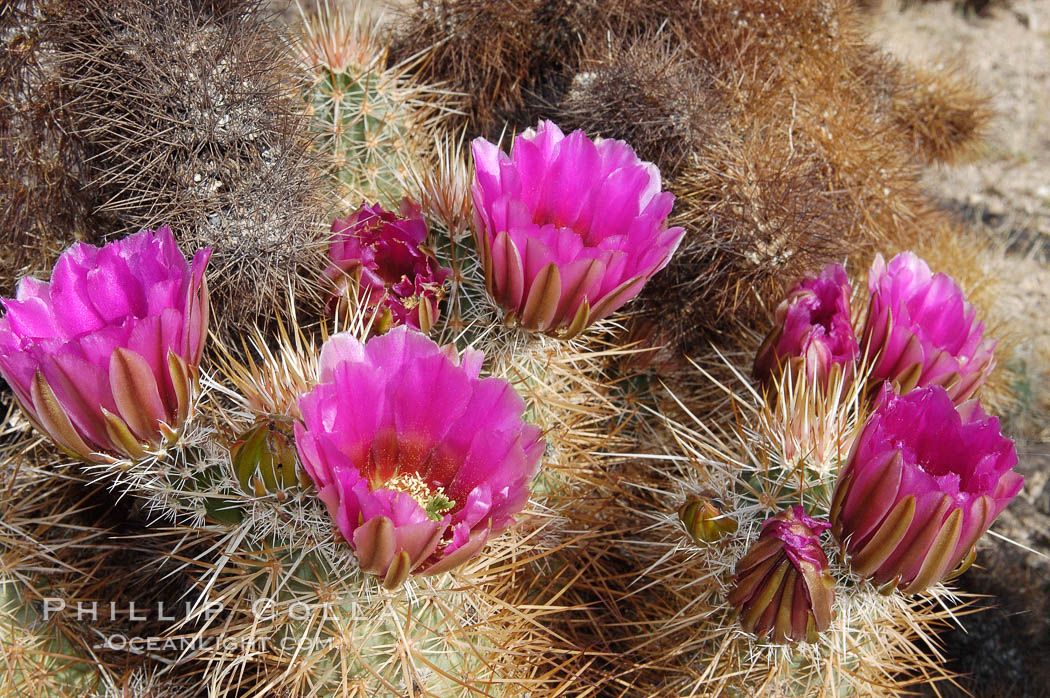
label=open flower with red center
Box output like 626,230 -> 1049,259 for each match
295,326 -> 544,588
862,252 -> 996,403
831,384 -> 1022,594
325,201 -> 450,334
754,263 -> 859,388
471,120 -> 685,337
0,226 -> 210,462
727,506 -> 835,644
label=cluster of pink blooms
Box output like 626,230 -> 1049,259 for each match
0,116 -> 1022,605
0,233 -> 547,588
733,251 -> 1023,643
0,119 -> 687,586
754,252 -> 997,401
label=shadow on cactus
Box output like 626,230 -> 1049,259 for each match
0,397 -> 204,696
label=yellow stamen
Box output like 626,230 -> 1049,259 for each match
384,472 -> 455,520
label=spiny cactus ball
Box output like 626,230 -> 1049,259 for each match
48,0 -> 328,334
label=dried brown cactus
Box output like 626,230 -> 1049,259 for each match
47,0 -> 329,334
0,0 -> 106,294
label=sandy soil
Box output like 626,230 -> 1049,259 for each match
869,0 -> 1050,255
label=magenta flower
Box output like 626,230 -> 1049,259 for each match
862,252 -> 996,403
727,506 -> 835,644
0,226 -> 210,462
294,326 -> 544,588
753,263 -> 859,387
471,120 -> 685,337
831,384 -> 1022,594
325,201 -> 450,334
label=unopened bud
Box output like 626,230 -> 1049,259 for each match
678,492 -> 738,544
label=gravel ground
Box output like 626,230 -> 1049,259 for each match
870,0 -> 1050,256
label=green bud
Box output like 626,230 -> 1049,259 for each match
679,491 -> 738,544
230,420 -> 303,499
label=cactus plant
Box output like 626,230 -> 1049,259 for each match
295,4 -> 448,208
579,350 -> 967,695
47,0 -> 328,336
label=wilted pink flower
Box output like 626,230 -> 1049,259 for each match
325,201 -> 450,334
727,506 -> 835,644
754,263 -> 859,387
295,326 -> 544,588
0,226 -> 210,462
862,252 -> 996,404
831,384 -> 1022,594
471,120 -> 685,337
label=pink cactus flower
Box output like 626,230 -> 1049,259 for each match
294,326 -> 544,588
325,201 -> 450,334
0,226 -> 210,462
727,506 -> 835,644
754,263 -> 859,388
831,384 -> 1023,594
471,120 -> 685,337
862,252 -> 996,404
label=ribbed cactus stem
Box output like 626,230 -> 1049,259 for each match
192,544 -> 517,697
307,57 -> 419,205
0,577 -> 99,696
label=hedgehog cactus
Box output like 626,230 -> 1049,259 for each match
609,350 -> 967,695
589,253 -> 1018,695
0,1 -> 1036,695
48,0 -> 327,335
176,528 -> 588,697
296,5 -> 443,206
0,494 -> 102,698
153,315 -> 621,697
0,227 -> 620,698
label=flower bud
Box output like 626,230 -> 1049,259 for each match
679,492 -> 738,544
230,420 -> 306,500
728,507 -> 835,644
